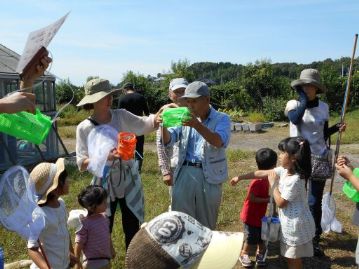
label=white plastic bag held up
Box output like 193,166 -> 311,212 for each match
87,125 -> 118,177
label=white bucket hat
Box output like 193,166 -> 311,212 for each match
291,68 -> 326,94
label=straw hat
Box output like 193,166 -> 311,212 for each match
125,211 -> 244,269
30,158 -> 65,205
77,78 -> 120,107
291,68 -> 327,94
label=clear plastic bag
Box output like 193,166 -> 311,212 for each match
87,125 -> 118,177
261,216 -> 281,242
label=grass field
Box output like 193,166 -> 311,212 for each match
332,108 -> 359,144
1,108 -> 359,268
0,149 -> 251,268
1,149 -> 358,269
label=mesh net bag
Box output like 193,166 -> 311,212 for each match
87,125 -> 118,177
321,192 -> 342,233
0,166 -> 45,241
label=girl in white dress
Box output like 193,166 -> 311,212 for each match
237,137 -> 315,269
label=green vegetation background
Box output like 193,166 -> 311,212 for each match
56,58 -> 359,123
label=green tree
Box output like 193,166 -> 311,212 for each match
210,80 -> 254,110
241,60 -> 277,110
86,76 -> 99,82
119,71 -> 168,112
170,59 -> 195,82
121,71 -> 151,89
56,78 -> 83,104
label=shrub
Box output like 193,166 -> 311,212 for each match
57,104 -> 91,126
247,112 -> 266,122
57,126 -> 76,138
262,96 -> 288,121
218,108 -> 245,122
56,79 -> 84,105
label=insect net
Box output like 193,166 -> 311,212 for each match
0,166 -> 45,241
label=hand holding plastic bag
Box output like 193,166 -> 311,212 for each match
87,125 -> 118,177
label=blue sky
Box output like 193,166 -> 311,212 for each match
1,0 -> 359,86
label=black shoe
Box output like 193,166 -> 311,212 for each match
313,243 -> 325,257
255,253 -> 267,267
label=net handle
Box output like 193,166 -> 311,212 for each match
329,33 -> 358,195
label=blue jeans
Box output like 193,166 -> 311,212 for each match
308,180 -> 326,241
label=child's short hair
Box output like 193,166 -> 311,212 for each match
255,148 -> 277,170
78,185 -> 107,213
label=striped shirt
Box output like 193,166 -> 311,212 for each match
75,213 -> 112,261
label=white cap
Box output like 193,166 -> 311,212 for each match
169,78 -> 188,91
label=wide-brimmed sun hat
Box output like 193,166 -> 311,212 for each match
125,211 -> 244,269
77,78 -> 120,106
291,68 -> 326,94
30,158 -> 65,205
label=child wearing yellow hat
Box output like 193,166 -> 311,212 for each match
27,158 -> 78,269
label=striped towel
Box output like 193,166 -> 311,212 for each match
91,159 -> 144,223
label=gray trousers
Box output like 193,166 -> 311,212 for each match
172,165 -> 222,229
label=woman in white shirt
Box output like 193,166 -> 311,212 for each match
76,78 -> 164,250
284,69 -> 345,256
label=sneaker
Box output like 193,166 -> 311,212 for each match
255,253 -> 266,267
313,236 -> 325,257
313,244 -> 325,257
239,254 -> 252,268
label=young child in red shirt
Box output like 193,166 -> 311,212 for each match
230,148 -> 277,267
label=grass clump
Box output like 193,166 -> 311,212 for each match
330,108 -> 359,144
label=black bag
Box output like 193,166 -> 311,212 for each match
311,151 -> 333,180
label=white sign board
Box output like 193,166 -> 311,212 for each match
16,12 -> 69,73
